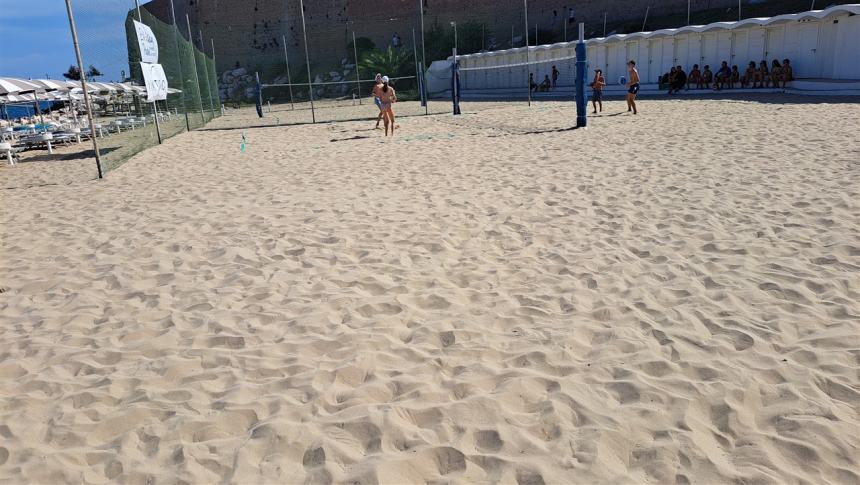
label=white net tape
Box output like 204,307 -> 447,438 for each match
262,75 -> 416,88
457,53 -> 578,72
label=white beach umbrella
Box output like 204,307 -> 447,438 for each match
0,77 -> 41,95
84,82 -> 116,94
113,82 -> 135,94
31,79 -> 70,91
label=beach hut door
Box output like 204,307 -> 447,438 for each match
661,38 -> 675,74
748,29 -> 766,62
732,31 -> 749,66
688,34 -> 702,68
797,24 -> 821,77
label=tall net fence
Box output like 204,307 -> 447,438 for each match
70,0 -> 221,173
206,3 -> 453,130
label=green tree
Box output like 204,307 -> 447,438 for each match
358,46 -> 414,79
423,21 -> 487,63
63,65 -> 81,81
348,37 -> 376,61
86,65 -> 103,79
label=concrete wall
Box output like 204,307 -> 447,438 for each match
141,0 -> 737,79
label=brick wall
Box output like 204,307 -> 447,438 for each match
143,0 -> 736,79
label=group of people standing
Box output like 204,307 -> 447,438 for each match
589,60 -> 641,115
371,73 -> 397,136
665,58 -> 793,92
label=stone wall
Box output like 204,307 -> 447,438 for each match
142,0 -> 736,97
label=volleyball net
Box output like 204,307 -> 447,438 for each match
454,51 -> 580,104
256,72 -> 430,124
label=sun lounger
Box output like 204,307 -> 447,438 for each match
81,124 -> 105,138
0,142 -> 23,165
19,133 -> 55,154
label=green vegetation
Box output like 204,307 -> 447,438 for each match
348,37 -> 376,60
423,21 -> 489,63
358,46 -> 414,80
63,65 -> 82,81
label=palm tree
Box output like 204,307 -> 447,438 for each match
358,46 -> 414,80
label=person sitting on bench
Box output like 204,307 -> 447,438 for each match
700,65 -> 713,89
741,61 -> 756,88
714,61 -> 731,90
687,64 -> 701,90
539,75 -> 552,92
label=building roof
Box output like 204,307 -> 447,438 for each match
453,3 -> 860,61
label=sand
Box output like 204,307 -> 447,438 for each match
1,96 -> 858,484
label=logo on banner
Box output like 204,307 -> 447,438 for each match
134,20 -> 159,64
140,62 -> 168,101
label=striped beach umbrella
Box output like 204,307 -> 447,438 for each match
31,79 -> 71,92
0,78 -> 40,95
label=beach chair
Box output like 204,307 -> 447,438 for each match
0,142 -> 22,165
82,124 -> 105,139
20,133 -> 54,154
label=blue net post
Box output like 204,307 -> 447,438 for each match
452,48 -> 461,115
255,71 -> 263,118
419,64 -> 427,108
575,23 -> 587,128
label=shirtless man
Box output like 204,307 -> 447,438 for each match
626,60 -> 640,115
371,73 -> 385,129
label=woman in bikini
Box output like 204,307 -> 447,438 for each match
379,76 -> 397,136
742,61 -> 756,88
756,60 -> 769,88
770,60 -> 783,89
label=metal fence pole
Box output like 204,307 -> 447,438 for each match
412,28 -> 419,85
299,0 -> 315,123
524,0 -> 531,106
418,0 -> 428,114
211,38 -> 222,115
199,29 -> 217,118
134,0 -> 162,144
64,0 -> 102,178
281,35 -> 295,110
352,31 -> 362,105
168,0 -> 190,131
185,13 -> 206,124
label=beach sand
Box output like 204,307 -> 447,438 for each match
1,96 -> 858,484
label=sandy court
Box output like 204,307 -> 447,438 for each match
1,96 -> 859,484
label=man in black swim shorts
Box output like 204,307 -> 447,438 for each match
626,60 -> 640,114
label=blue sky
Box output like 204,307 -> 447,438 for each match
0,0 -> 132,82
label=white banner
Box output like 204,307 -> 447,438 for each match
140,62 -> 168,101
133,20 -> 159,64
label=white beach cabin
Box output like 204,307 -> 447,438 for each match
426,4 -> 860,98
